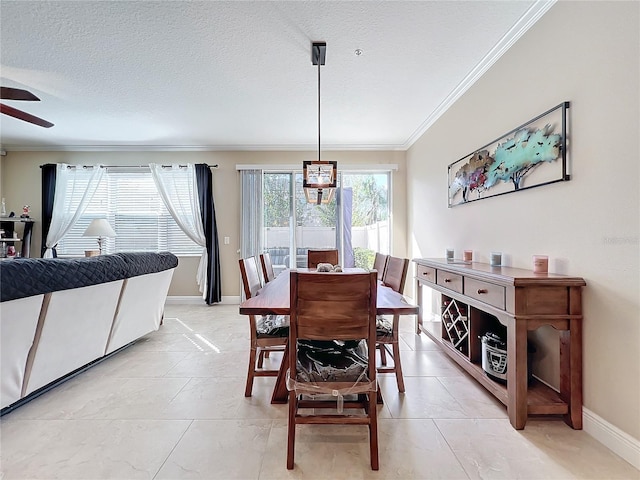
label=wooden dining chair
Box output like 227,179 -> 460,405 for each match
307,249 -> 339,268
259,252 -> 275,283
376,256 -> 410,392
372,252 -> 388,281
287,270 -> 379,470
239,256 -> 289,397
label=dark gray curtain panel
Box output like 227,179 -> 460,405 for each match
195,164 -> 221,304
40,164 -> 57,257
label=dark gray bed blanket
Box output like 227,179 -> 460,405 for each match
0,252 -> 178,302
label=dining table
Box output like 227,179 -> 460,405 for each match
239,267 -> 420,403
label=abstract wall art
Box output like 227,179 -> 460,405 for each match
448,102 -> 570,207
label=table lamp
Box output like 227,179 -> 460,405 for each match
83,218 -> 116,255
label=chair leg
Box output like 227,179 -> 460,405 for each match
257,348 -> 265,368
369,391 -> 379,470
287,392 -> 297,470
245,346 -> 257,397
392,341 -> 405,393
378,343 -> 387,365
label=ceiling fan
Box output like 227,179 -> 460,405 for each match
0,86 -> 54,128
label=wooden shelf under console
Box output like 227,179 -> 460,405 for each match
0,218 -> 35,258
414,258 -> 585,430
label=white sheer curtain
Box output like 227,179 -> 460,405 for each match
149,163 -> 207,293
44,164 -> 105,258
240,169 -> 263,259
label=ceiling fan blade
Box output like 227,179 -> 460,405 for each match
0,87 -> 41,101
0,103 -> 54,128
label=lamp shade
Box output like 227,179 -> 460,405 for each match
83,218 -> 116,238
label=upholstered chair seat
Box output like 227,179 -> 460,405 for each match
375,316 -> 394,341
256,314 -> 289,338
295,340 -> 369,383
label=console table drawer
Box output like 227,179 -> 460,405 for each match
464,278 -> 505,310
416,265 -> 436,284
436,270 -> 463,293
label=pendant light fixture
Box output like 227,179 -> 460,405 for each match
303,41 -> 337,205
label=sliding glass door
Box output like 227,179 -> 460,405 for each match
263,172 -> 294,274
262,169 -> 389,274
341,172 -> 389,268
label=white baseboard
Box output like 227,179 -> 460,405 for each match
534,375 -> 640,469
165,295 -> 240,305
424,340 -> 640,469
531,376 -> 640,470
222,295 -> 240,304
517,378 -> 639,469
583,407 -> 640,470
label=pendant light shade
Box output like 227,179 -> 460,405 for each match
302,160 -> 337,189
303,186 -> 335,204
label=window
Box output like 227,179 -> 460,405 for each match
56,169 -> 201,256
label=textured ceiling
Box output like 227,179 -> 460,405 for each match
0,1 -> 552,151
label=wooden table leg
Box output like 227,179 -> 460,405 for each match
415,279 -> 423,334
271,343 -> 289,404
559,287 -> 583,429
507,319 -> 528,429
560,325 -> 582,428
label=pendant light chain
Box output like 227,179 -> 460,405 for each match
317,46 -> 321,163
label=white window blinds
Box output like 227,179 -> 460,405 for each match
56,169 -> 201,256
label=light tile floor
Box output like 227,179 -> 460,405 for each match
1,304 -> 638,479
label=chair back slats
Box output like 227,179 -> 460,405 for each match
260,252 -> 275,283
290,271 -> 377,341
307,249 -> 339,268
376,256 -> 409,394
239,256 -> 262,299
382,256 -> 409,294
297,300 -> 371,339
372,253 -> 388,281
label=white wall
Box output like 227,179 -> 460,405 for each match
407,0 -> 639,443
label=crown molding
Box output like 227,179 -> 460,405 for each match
0,142 -> 406,153
403,0 -> 556,149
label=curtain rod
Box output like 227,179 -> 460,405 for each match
40,164 -> 218,169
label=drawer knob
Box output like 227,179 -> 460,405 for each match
477,289 -> 488,294
422,271 -> 430,276
444,278 -> 451,283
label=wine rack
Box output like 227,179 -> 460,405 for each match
441,297 -> 468,355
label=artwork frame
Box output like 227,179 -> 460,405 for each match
448,101 -> 570,207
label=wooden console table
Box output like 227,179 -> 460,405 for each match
414,258 -> 585,430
